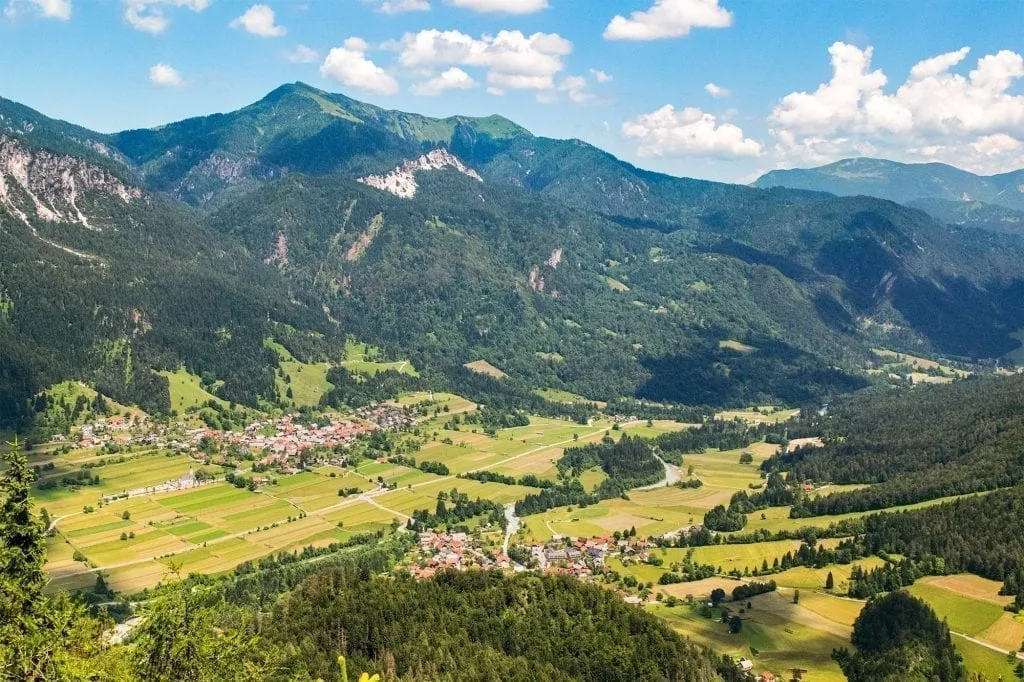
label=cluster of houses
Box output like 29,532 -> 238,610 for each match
406,531 -> 660,582
407,531 -> 514,579
530,536 -> 618,576
199,415 -> 372,458
59,401 -> 417,458
59,415 -> 156,449
354,404 -> 417,431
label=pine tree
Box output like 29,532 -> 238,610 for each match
825,571 -> 835,590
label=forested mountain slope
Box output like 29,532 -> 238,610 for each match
6,84 -> 1024,427
0,121 -> 341,431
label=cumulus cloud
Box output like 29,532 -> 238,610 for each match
558,75 -> 595,103
590,69 -> 613,83
392,28 -> 572,94
705,82 -> 729,98
149,62 -> 184,87
445,0 -> 547,13
604,0 -> 732,41
411,67 -> 477,95
283,44 -> 318,63
4,0 -> 72,20
123,0 -> 209,34
623,104 -> 764,157
230,4 -> 285,37
365,0 -> 430,14
971,133 -> 1021,157
320,37 -> 400,96
768,42 -> 1024,173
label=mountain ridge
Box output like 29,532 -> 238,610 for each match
5,83 -> 1024,431
754,157 -> 1024,212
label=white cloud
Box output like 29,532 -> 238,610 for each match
590,69 -> 613,83
123,0 -> 210,34
412,67 -> 477,95
556,75 -> 594,103
4,0 -> 71,20
392,28 -> 572,93
283,44 -> 318,63
320,37 -> 400,96
971,133 -> 1021,157
367,0 -> 431,13
230,4 -> 285,37
623,104 -> 763,157
768,42 -> 1024,173
149,62 -> 184,87
604,0 -> 732,41
705,82 -> 729,98
444,0 -> 547,13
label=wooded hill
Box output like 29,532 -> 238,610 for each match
6,84 -> 1024,428
765,374 -> 1024,516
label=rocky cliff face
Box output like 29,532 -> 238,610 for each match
0,135 -> 141,230
358,148 -> 482,199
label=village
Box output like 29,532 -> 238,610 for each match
60,404 -> 417,461
405,527 -> 781,681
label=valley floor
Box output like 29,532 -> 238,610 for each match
30,392 -> 1024,681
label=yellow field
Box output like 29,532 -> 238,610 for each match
916,574 -> 1014,606
719,339 -> 757,353
714,408 -> 799,424
739,490 -> 999,535
463,360 -> 507,378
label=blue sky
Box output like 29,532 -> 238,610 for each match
1,0 -> 1021,182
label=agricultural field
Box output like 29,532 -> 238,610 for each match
738,489 -> 1001,535
872,347 -> 972,384
714,407 -> 800,424
523,440 -> 777,543
532,387 -> 596,405
394,391 -> 475,414
26,388 -> 1024,682
463,359 -> 507,378
650,597 -> 849,681
651,576 -> 1020,681
35,411 -> 656,593
718,339 -> 757,353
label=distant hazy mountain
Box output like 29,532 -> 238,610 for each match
907,198 -> 1024,236
754,158 -> 1024,212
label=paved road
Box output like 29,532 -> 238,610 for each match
637,454 -> 682,490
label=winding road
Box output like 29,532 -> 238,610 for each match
637,454 -> 682,490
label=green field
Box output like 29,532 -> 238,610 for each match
738,489 -> 1001,535
158,368 -> 228,412
650,599 -> 848,681
907,582 -> 1006,636
343,338 -> 418,376
532,388 -> 595,404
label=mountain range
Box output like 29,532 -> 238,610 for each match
3,82 -> 1024,429
755,157 -> 1024,234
